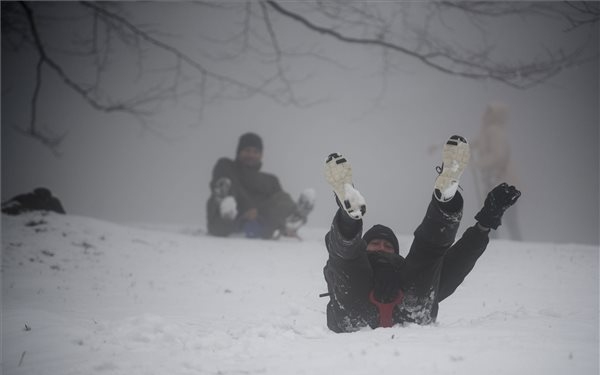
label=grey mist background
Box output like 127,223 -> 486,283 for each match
2,2 -> 598,245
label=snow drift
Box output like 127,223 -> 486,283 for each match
2,212 -> 598,374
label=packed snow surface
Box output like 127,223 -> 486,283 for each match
2,212 -> 598,374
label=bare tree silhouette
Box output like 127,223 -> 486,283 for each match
2,1 -> 598,153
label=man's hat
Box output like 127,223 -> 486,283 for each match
236,132 -> 263,155
363,224 -> 399,254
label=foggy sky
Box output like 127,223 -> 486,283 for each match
2,2 -> 598,245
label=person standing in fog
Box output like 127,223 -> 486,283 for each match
470,102 -> 523,241
206,132 -> 315,239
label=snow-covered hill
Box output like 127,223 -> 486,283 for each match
2,212 -> 598,375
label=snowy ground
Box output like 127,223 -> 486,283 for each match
2,212 -> 598,375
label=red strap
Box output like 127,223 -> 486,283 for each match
369,289 -> 404,328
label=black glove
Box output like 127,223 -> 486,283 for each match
475,183 -> 521,230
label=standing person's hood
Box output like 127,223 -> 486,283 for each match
483,101 -> 508,127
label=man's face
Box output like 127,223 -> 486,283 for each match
238,146 -> 262,167
366,239 -> 395,254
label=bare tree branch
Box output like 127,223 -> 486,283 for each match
562,1 -> 600,30
264,0 -> 595,89
19,2 -> 68,154
2,1 -> 597,153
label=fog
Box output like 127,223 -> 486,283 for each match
2,2 -> 598,245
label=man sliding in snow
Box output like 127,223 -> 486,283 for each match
322,135 -> 521,332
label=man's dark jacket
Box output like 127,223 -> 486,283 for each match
206,158 -> 295,238
323,193 -> 490,332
